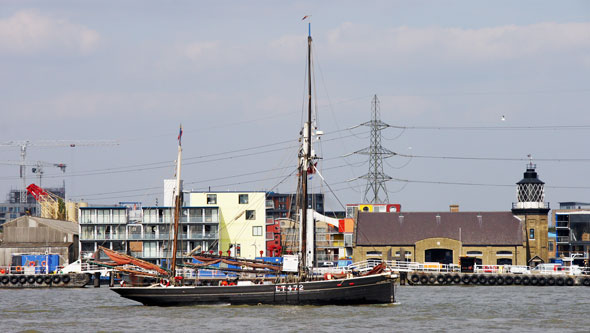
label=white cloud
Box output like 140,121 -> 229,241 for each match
183,41 -> 220,62
321,22 -> 590,65
0,10 -> 100,55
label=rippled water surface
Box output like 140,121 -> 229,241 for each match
1,285 -> 589,332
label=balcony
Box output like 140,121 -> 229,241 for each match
512,202 -> 550,209
316,240 -> 346,248
557,236 -> 570,243
556,221 -> 569,228
316,253 -> 338,262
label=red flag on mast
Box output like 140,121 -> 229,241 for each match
178,125 -> 183,145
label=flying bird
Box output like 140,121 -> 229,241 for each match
501,115 -> 505,121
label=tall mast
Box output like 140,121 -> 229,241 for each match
301,23 -> 313,270
170,125 -> 183,281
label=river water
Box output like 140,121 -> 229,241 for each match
1,285 -> 589,332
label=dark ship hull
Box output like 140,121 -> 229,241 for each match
111,273 -> 396,306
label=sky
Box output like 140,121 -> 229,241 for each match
0,1 -> 589,212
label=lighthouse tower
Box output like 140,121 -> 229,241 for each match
511,157 -> 550,265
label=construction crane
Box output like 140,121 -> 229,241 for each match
0,140 -> 118,203
26,183 -> 65,220
0,160 -> 66,187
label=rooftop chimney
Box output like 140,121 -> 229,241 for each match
450,204 -> 459,212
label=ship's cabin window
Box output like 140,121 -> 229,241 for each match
529,228 -> 535,240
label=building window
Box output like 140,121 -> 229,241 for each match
252,226 -> 263,236
246,210 -> 256,220
207,194 -> 217,204
344,234 -> 353,247
366,251 -> 382,257
529,228 -> 535,240
496,251 -> 512,256
466,251 -> 483,256
239,194 -> 248,204
549,241 -> 554,252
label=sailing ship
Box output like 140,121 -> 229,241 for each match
107,23 -> 397,306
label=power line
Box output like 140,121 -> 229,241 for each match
395,153 -> 590,162
389,125 -> 590,131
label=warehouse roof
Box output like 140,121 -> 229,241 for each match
356,211 -> 523,246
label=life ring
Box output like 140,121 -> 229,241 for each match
29,262 -> 36,267
0,269 -> 5,274
324,273 -> 333,280
41,261 -> 47,267
15,266 -> 23,272
229,282 -> 236,286
221,280 -> 228,286
62,275 -> 71,284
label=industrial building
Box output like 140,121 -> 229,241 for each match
0,187 -> 65,225
0,215 -> 78,267
354,163 -> 551,266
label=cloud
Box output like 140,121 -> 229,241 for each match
322,22 -> 590,65
0,10 -> 100,55
183,41 -> 220,62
